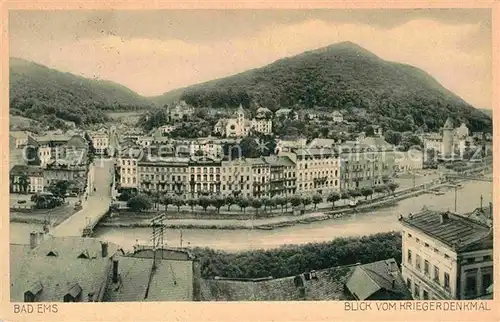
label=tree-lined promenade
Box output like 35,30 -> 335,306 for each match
119,181 -> 401,216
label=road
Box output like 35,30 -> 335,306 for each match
51,159 -> 114,237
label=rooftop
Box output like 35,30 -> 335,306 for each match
400,210 -> 493,252
10,236 -> 122,302
200,264 -> 356,301
346,258 -> 412,300
10,165 -> 44,177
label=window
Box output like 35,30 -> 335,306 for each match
407,278 -> 411,289
416,238 -> 420,243
444,272 -> 450,289
434,266 -> 440,283
408,233 -> 412,238
465,275 -> 477,296
423,290 -> 429,300
414,284 -> 420,299
483,255 -> 492,261
466,258 -> 475,264
482,273 -> 492,294
416,255 -> 421,270
424,260 -> 430,276
424,243 -> 430,248
407,249 -> 412,264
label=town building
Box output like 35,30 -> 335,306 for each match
340,137 -> 395,191
422,118 -> 471,160
279,148 -> 341,196
44,159 -> 89,194
264,156 -> 296,197
32,134 -> 72,166
9,165 -> 45,194
400,210 -> 494,300
89,129 -> 110,155
10,235 -> 122,302
165,100 -> 195,122
137,151 -> 190,198
188,157 -> 222,198
214,104 -> 272,137
274,108 -> 297,120
331,111 -> 343,123
116,145 -> 142,190
275,137 -> 307,154
220,158 -> 255,198
9,131 -> 33,149
394,148 -> 424,173
157,124 -> 177,135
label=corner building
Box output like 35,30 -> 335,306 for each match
400,210 -> 493,300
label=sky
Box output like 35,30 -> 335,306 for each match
9,9 -> 492,109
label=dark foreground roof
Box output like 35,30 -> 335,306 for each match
400,210 -> 493,252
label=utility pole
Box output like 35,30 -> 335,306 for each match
413,172 -> 416,190
180,230 -> 183,248
480,194 -> 483,209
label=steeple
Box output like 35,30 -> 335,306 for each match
443,117 -> 454,130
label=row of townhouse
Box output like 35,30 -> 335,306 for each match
116,136 -> 399,199
117,146 -> 297,199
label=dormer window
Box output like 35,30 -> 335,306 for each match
77,250 -> 90,259
47,251 -> 58,257
63,283 -> 82,302
24,282 -> 43,302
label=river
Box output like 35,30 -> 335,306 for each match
10,180 -> 492,252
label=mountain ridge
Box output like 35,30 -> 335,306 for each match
9,57 -> 155,126
152,41 -> 490,132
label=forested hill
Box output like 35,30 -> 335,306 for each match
153,41 -> 491,132
9,57 -> 154,126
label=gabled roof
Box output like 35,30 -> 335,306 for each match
345,258 -> 412,300
10,165 -> 44,177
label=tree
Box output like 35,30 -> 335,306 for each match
211,197 -> 226,214
149,191 -> 162,210
290,195 -> 302,208
187,198 -> 197,212
349,189 -> 362,199
387,182 -> 399,196
198,197 -> 211,212
48,180 -> 70,200
84,132 -> 96,163
302,196 -> 312,209
250,198 -> 263,216
275,197 -> 286,212
237,197 -> 250,214
360,187 -> 374,200
262,197 -> 275,212
312,194 -> 323,209
161,195 -> 174,212
373,185 -> 387,195
127,194 -> 152,212
225,195 -> 236,211
327,192 -> 341,209
340,190 -> 351,200
173,198 -> 185,212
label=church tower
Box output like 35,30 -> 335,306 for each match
442,117 -> 454,159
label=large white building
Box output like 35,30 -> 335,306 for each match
279,148 -> 341,196
89,129 -> 110,155
422,118 -> 471,159
214,105 -> 272,137
400,210 -> 493,300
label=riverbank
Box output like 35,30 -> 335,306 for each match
98,181 -> 448,230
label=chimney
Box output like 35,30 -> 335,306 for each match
29,232 -> 38,249
101,242 -> 108,258
112,259 -> 119,283
37,232 -> 44,244
439,212 -> 449,224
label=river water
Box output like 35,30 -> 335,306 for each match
10,181 -> 492,252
